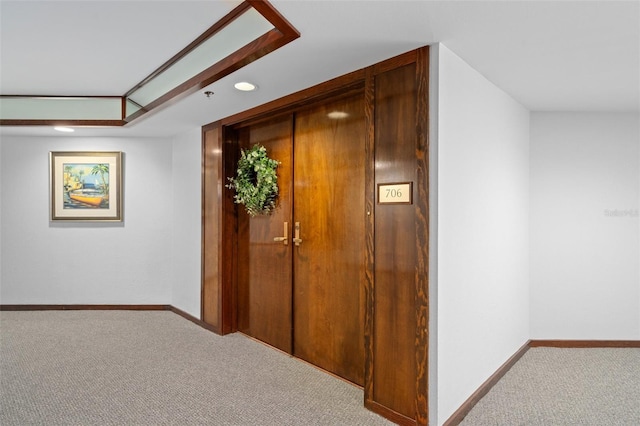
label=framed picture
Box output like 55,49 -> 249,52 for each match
50,151 -> 123,221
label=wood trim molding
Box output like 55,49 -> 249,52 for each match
530,340 -> 640,348
0,304 -> 221,336
167,305 -> 219,334
365,399 -> 416,426
414,45 -> 430,426
0,304 -> 168,311
372,49 -> 418,76
362,66 -> 376,409
0,119 -> 126,127
443,341 -> 531,426
249,0 -> 300,40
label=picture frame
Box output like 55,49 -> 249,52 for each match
50,151 -> 123,222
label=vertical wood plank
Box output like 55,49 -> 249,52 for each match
236,128 -> 250,334
219,128 -> 240,334
202,123 -> 222,330
373,63 -> 418,419
363,67 -> 376,404
414,45 -> 430,426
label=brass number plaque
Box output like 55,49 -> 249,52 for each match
377,182 -> 413,205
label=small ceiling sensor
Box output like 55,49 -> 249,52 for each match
234,81 -> 257,92
204,91 -> 214,98
54,126 -> 75,132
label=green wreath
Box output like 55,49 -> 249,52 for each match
227,144 -> 280,217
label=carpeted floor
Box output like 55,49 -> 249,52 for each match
3,311 -> 639,425
0,310 -> 392,426
459,347 -> 640,425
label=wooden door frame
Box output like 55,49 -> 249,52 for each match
201,46 -> 429,425
201,123 -> 239,334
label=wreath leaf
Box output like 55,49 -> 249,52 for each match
226,144 -> 280,217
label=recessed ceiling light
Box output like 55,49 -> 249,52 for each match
54,126 -> 75,132
234,81 -> 257,92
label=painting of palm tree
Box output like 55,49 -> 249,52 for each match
61,163 -> 109,209
90,164 -> 110,197
51,151 -> 122,222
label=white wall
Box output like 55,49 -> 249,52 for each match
0,136 -> 174,305
0,138 -> 3,291
530,112 -> 640,339
0,131 -> 203,315
428,43 -> 441,426
435,44 -> 530,425
170,128 -> 202,317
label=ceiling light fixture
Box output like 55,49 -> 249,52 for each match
234,81 -> 257,92
54,126 -> 75,132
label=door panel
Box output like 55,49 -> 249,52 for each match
237,116 -> 294,354
292,95 -> 366,385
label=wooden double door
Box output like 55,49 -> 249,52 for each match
236,94 -> 365,385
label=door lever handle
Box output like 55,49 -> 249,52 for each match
293,222 -> 303,246
273,221 -> 288,245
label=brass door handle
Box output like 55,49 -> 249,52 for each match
293,222 -> 303,246
273,222 -> 288,245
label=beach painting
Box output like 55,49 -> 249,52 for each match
50,152 -> 123,221
63,163 -> 110,209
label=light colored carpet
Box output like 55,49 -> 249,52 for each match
0,310 -> 392,426
459,347 -> 640,425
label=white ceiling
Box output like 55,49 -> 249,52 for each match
1,0 -> 638,138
